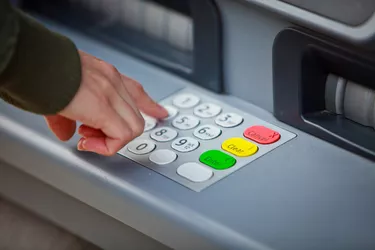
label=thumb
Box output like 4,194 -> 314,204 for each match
44,115 -> 77,141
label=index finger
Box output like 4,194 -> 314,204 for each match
121,75 -> 168,119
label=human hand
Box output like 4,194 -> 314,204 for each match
44,51 -> 168,156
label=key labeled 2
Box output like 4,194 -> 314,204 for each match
193,125 -> 221,140
171,137 -> 200,152
194,103 -> 222,118
172,115 -> 200,130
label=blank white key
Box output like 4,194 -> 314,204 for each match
172,115 -> 200,130
163,105 -> 178,120
193,125 -> 222,140
177,162 -> 213,183
171,137 -> 199,152
150,127 -> 178,142
172,93 -> 200,108
149,149 -> 177,165
194,103 -> 222,118
127,139 -> 156,155
215,113 -> 243,128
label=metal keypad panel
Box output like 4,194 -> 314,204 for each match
118,89 -> 296,192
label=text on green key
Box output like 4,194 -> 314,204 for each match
199,150 -> 236,170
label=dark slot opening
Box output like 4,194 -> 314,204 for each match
273,27 -> 375,161
19,0 -> 223,93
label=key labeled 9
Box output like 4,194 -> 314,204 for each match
171,137 -> 200,152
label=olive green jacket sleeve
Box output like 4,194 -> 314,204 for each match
0,0 -> 81,115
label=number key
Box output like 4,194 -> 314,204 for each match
150,127 -> 178,142
193,125 -> 221,140
215,112 -> 243,128
194,103 -> 222,118
172,94 -> 200,108
127,139 -> 156,155
172,115 -> 200,130
171,137 -> 200,152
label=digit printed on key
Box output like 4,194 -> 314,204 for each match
215,113 -> 243,128
127,139 -> 156,155
150,127 -> 178,142
193,125 -> 221,140
171,137 -> 200,152
172,94 -> 200,108
194,103 -> 222,118
172,115 -> 200,130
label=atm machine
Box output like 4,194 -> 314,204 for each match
1,0 -> 375,249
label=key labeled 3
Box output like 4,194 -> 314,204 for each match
215,113 -> 243,128
171,137 -> 200,152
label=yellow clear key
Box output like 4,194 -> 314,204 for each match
221,137 -> 258,157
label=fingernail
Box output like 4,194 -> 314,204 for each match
77,138 -> 85,151
159,105 -> 168,114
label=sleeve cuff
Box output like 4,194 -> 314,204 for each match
0,9 -> 81,115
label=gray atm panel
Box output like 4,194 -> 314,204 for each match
243,0 -> 375,44
280,0 -> 375,26
1,0 -> 375,250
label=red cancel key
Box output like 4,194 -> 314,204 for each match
244,126 -> 280,144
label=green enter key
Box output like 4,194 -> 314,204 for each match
199,150 -> 236,170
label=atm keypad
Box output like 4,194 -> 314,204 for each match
118,89 -> 296,192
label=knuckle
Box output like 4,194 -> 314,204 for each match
96,76 -> 112,93
105,64 -> 119,79
133,81 -> 145,94
118,128 -> 132,142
